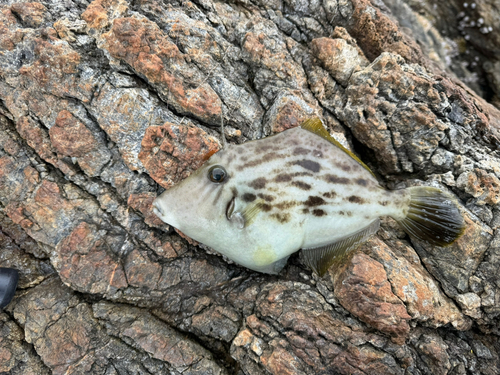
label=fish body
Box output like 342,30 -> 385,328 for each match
153,118 -> 464,275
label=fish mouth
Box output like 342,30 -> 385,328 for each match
226,195 -> 235,220
152,200 -> 164,217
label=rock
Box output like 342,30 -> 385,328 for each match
54,221 -> 129,295
0,225 -> 53,289
412,331 -> 451,375
0,312 -> 50,375
412,210 -> 493,297
96,13 -> 223,125
362,237 -> 469,330
127,192 -> 167,228
50,110 -> 111,176
8,277 -> 226,374
262,90 -> 318,135
10,2 -> 47,28
332,252 -> 411,344
456,292 -> 482,319
139,121 -> 220,188
93,301 -> 226,374
456,169 -> 500,205
311,36 -> 369,86
236,16 -> 315,108
89,80 -> 174,173
1,0 -> 500,373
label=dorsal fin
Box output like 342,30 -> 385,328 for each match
300,118 -> 375,177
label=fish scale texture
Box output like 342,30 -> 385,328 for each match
0,0 -> 500,375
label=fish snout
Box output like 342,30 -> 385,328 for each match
152,199 -> 164,217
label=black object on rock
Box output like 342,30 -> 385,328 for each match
0,267 -> 19,309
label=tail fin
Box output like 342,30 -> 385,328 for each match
396,186 -> 465,247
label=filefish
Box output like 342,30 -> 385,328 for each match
153,118 -> 465,276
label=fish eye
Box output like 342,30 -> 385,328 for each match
208,165 -> 227,183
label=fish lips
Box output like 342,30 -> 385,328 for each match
152,199 -> 164,217
225,195 -> 245,229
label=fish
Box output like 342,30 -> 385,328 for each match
152,118 -> 465,276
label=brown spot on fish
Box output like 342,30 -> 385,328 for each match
275,201 -> 298,210
242,193 -> 257,202
324,174 -> 350,184
302,208 -> 310,214
347,195 -> 364,204
271,212 -> 291,223
312,149 -> 323,158
248,177 -> 267,189
323,191 -> 336,199
293,147 -> 310,155
238,152 -> 282,170
340,164 -> 351,172
231,187 -> 238,197
257,144 -> 274,152
356,178 -> 369,187
258,193 -> 275,202
346,211 -> 353,216
304,196 -> 325,207
261,203 -> 272,212
380,200 -> 389,206
274,171 -> 313,183
274,173 -> 293,183
291,159 -> 321,173
312,209 -> 326,217
339,211 -> 345,215
292,180 -> 311,190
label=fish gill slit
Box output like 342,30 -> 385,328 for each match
226,196 -> 235,220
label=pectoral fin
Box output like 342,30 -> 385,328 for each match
301,220 -> 380,276
241,199 -> 268,227
228,199 -> 266,228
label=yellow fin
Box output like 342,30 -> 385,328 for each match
240,199 -> 266,227
301,220 -> 380,276
301,117 -> 375,177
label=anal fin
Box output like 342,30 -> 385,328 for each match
301,220 -> 380,276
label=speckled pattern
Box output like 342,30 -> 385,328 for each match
154,124 -> 410,274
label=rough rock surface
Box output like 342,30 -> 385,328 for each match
1,0 -> 500,374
